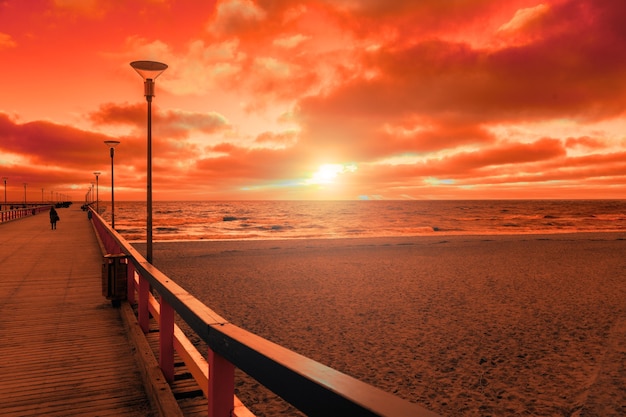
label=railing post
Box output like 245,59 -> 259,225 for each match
160,297 -> 175,383
127,262 -> 136,304
207,348 -> 235,417
138,275 -> 150,333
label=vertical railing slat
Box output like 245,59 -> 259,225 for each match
208,349 -> 235,417
160,297 -> 175,383
138,275 -> 150,333
127,262 -> 136,304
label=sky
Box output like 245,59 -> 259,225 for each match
2,0 -> 626,201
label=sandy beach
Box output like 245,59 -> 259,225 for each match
142,233 -> 626,416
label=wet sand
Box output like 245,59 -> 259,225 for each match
142,233 -> 626,416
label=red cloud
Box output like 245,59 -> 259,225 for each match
293,1 -> 626,130
196,142 -> 304,182
90,103 -> 230,138
0,112 -> 145,197
0,113 -> 114,168
89,103 -> 146,126
444,138 -> 566,172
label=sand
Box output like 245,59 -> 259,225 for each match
141,233 -> 626,417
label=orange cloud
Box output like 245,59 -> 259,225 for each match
53,0 -> 106,18
0,32 -> 15,49
565,136 -> 606,150
209,0 -> 267,37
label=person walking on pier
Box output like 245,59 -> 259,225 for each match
49,206 -> 59,230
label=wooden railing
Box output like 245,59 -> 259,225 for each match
89,208 -> 440,417
0,205 -> 52,223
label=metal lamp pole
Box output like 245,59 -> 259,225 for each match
94,172 -> 100,214
23,183 -> 27,205
130,60 -> 167,264
104,141 -> 120,228
2,177 -> 7,210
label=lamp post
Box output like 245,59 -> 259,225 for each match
2,177 -> 7,210
130,60 -> 167,264
94,171 -> 100,214
104,141 -> 120,228
23,183 -> 27,205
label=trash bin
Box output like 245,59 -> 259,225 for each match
102,253 -> 127,307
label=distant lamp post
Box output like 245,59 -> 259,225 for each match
94,171 -> 101,214
23,183 -> 27,205
130,60 -> 167,264
2,177 -> 7,209
104,140 -> 120,228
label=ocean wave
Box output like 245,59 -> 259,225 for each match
104,200 -> 626,241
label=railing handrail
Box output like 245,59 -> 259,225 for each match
90,208 -> 440,417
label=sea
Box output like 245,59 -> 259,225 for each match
99,199 -> 626,242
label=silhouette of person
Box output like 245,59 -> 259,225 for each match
49,206 -> 59,230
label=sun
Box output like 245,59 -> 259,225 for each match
307,163 -> 357,185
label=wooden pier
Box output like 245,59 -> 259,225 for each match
0,207 -> 167,416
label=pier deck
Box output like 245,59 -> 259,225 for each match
0,206 -> 157,416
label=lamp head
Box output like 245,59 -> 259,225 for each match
104,140 -> 120,157
131,61 -> 167,98
130,61 -> 168,81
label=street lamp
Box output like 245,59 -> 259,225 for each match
94,171 -> 101,214
130,60 -> 167,264
23,183 -> 27,205
104,140 -> 120,228
2,177 -> 7,210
